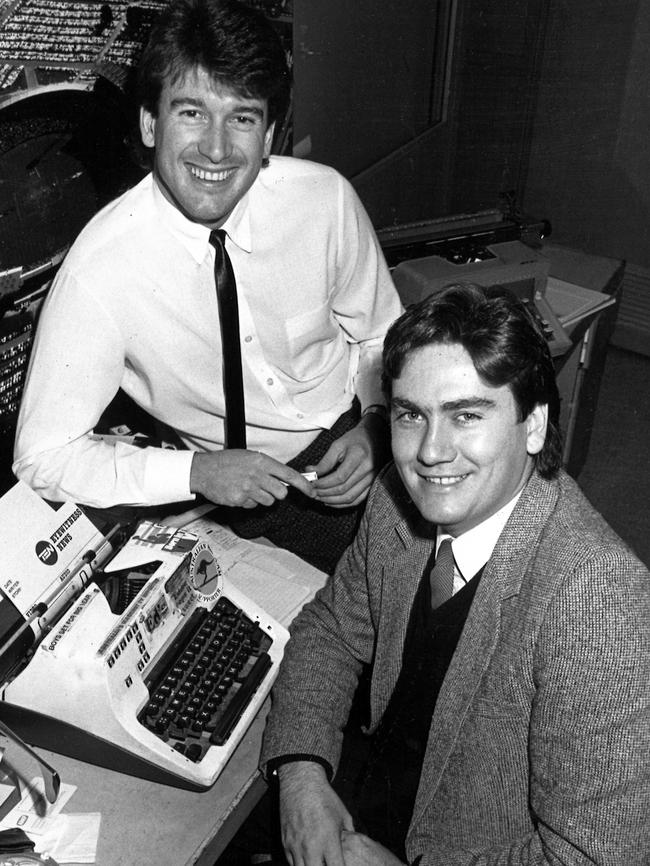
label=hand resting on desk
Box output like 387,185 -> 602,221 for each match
190,450 -> 317,509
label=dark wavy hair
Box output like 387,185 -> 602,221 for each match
136,0 -> 290,125
382,282 -> 563,478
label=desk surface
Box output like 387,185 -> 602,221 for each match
28,706 -> 270,866
4,521 -> 327,866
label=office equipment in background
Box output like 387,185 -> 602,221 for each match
0,268 -> 50,437
544,275 -> 617,329
0,307 -> 31,440
0,485 -> 289,791
539,248 -> 623,477
0,264 -> 57,495
384,232 -> 572,358
376,214 -> 622,476
376,206 -> 550,267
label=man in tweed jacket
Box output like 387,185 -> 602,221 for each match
260,284 -> 649,866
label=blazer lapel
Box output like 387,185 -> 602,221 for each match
369,513 -> 435,727
410,472 -> 560,830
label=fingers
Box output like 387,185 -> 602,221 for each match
311,445 -> 373,507
234,453 -> 290,505
191,443 -> 371,511
247,453 -> 317,500
283,832 -> 347,866
314,473 -> 373,508
190,449 -> 314,508
310,440 -> 346,478
313,445 -> 367,486
281,468 -> 318,499
340,831 -> 406,866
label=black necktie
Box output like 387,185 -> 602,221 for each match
429,538 -> 455,609
209,229 -> 246,449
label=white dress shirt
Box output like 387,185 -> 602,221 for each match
13,156 -> 402,507
438,491 -> 523,594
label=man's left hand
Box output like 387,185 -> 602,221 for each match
309,413 -> 390,508
340,830 -> 405,866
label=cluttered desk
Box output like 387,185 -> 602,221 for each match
0,484 -> 327,865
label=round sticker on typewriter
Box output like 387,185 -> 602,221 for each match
189,543 -> 222,602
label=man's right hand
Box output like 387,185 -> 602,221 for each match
278,761 -> 354,866
190,450 -> 316,508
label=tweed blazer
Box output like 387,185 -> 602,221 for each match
261,465 -> 649,865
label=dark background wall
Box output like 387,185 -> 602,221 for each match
293,0 -> 550,228
522,1 -> 650,354
293,0 -> 650,355
290,0 -> 650,562
523,1 -> 649,265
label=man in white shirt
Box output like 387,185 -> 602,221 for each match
259,283 -> 649,865
13,0 -> 402,571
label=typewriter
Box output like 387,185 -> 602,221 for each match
376,209 -> 572,358
0,488 -> 288,791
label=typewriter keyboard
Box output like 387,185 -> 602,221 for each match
138,596 -> 273,762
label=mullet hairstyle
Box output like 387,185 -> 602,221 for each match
136,0 -> 290,125
382,282 -> 563,479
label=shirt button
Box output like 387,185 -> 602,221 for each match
297,413 -> 304,419
267,378 -> 274,386
244,335 -> 252,343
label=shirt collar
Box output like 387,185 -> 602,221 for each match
437,490 -> 523,581
222,191 -> 252,252
150,173 -> 253,261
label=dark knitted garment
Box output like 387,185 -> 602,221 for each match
228,399 -> 365,574
335,567 -> 483,861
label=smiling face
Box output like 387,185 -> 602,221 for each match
140,65 -> 274,229
390,342 -> 547,537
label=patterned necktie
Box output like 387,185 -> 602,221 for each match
209,229 -> 246,449
429,538 -> 455,609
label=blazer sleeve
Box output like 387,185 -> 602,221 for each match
526,552 -> 650,864
417,549 -> 650,866
260,480 -> 380,777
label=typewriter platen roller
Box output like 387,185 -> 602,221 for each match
389,239 -> 572,358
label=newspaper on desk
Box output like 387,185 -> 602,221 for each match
165,505 -> 327,627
